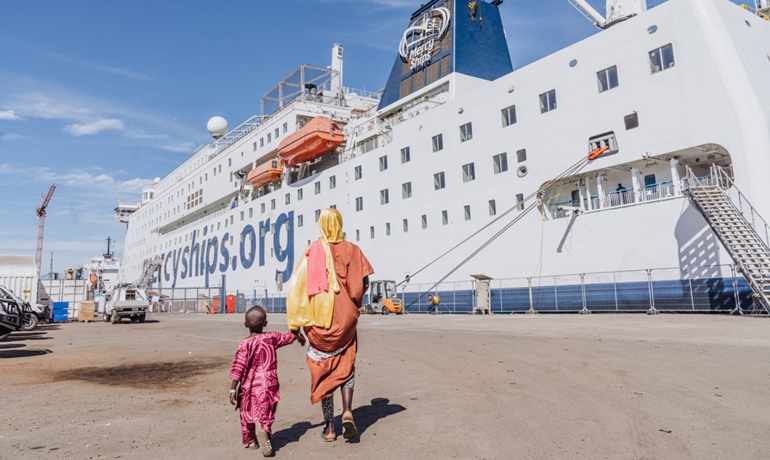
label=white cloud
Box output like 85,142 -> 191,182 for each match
161,141 -> 196,153
64,118 -> 125,136
0,109 -> 19,120
0,163 -> 152,195
1,133 -> 20,140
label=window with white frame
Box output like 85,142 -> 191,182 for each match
421,214 -> 427,229
493,153 -> 508,174
464,205 -> 472,221
329,175 -> 336,189
597,65 -> 619,92
462,163 -> 475,182
401,147 -> 411,164
460,122 -> 473,142
489,200 -> 497,216
442,210 -> 448,225
370,226 -> 375,239
402,182 -> 412,199
298,214 -> 304,227
434,171 -> 446,190
539,89 -> 557,113
315,209 -> 321,222
380,189 -> 389,205
386,222 -> 391,236
403,218 -> 409,232
649,44 -> 675,73
502,105 -> 517,127
354,165 -> 362,180
314,181 -> 321,195
379,155 -> 388,171
285,193 -> 290,205
432,134 -> 444,152
298,188 -> 303,201
355,197 -> 363,212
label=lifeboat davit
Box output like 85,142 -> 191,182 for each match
246,159 -> 283,188
278,116 -> 344,167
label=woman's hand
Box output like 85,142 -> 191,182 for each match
229,391 -> 237,406
292,329 -> 306,346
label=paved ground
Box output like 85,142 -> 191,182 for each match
1,312 -> 769,459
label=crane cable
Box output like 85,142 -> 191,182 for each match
401,155 -> 592,310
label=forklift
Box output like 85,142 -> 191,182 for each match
363,280 -> 403,315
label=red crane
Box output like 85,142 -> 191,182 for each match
35,184 -> 57,276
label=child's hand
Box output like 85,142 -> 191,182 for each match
292,329 -> 306,346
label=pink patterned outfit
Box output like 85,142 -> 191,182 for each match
229,331 -> 295,444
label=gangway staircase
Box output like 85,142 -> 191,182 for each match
683,165 -> 770,314
136,254 -> 165,290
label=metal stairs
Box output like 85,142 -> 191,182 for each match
683,166 -> 770,314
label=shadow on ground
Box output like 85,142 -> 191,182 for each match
271,397 -> 406,451
0,342 -> 53,358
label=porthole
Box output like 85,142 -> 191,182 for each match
569,59 -> 578,68
517,165 -> 528,178
647,25 -> 658,34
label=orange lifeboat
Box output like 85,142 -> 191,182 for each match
246,159 -> 283,188
278,116 -> 344,167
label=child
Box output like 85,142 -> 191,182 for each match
229,305 -> 305,456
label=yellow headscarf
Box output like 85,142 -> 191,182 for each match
286,208 -> 343,330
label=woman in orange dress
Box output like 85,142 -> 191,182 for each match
287,208 -> 373,441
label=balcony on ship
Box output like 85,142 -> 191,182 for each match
542,145 -> 732,219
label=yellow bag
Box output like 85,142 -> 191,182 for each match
286,239 -> 339,330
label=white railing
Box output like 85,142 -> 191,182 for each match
548,180 -> 683,219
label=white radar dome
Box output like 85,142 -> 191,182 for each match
154,177 -> 161,184
207,116 -> 228,139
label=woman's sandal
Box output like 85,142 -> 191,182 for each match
320,426 -> 337,442
342,414 -> 357,440
257,430 -> 273,457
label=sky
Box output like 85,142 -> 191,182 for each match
0,0 -> 741,274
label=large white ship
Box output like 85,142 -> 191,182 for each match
118,0 -> 770,314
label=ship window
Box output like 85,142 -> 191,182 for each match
516,193 -> 525,211
432,134 -> 444,152
285,193 -> 290,205
442,210 -> 448,225
229,159 -> 232,167
271,199 -> 276,210
624,112 -> 639,130
421,214 -> 427,229
402,182 -> 412,199
253,142 -> 256,152
217,222 -> 221,230
380,189 -> 389,205
260,138 -> 264,147
275,128 -> 279,138
261,203 -> 265,214
283,122 -> 288,134
403,219 -> 409,233
230,216 -> 234,224
492,153 -> 508,174
298,188 -> 303,201
315,209 -> 321,222
517,149 -> 527,163
298,215 -> 304,227
213,168 -> 217,176
386,222 -> 391,236
539,89 -> 557,113
218,165 -> 221,173
379,155 -> 388,171
462,163 -> 476,182
597,65 -> 619,92
644,174 -> 656,187
354,165 -> 362,180
356,229 -> 360,241
370,226 -> 375,239
489,200 -> 497,216
240,211 -> 244,221
329,175 -> 336,189
649,44 -> 674,73
249,207 -> 253,218
434,172 -> 446,190
460,123 -> 473,142
355,197 -> 363,212
502,105 -> 517,127
267,133 -> 272,143
314,181 -> 321,195
464,205 -> 472,221
401,147 -> 411,164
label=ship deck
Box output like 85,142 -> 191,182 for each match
2,313 -> 769,459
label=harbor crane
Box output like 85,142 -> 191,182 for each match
35,184 -> 57,276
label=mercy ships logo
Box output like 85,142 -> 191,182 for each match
398,5 -> 451,72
